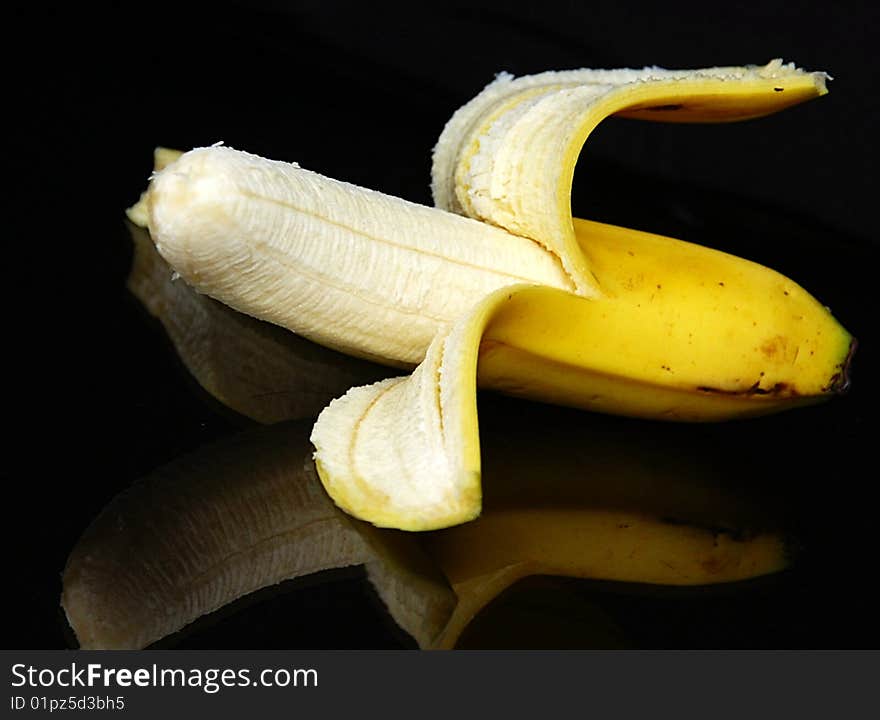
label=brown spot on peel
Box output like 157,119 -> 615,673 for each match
826,336 -> 857,394
696,382 -> 796,398
696,337 -> 856,400
760,335 -> 787,359
701,555 -> 726,575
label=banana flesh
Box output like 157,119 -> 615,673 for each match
147,146 -> 572,367
142,60 -> 854,531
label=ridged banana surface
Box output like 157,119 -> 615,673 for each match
141,60 -> 854,531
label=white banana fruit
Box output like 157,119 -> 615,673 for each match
147,147 -> 573,367
140,60 -> 854,531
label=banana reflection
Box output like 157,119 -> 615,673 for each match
62,401 -> 790,650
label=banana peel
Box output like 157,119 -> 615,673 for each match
317,61 -> 854,529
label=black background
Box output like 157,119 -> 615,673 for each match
8,0 -> 879,649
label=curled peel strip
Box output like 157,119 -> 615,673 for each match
432,59 -> 829,294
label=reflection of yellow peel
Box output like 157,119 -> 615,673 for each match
423,400 -> 790,648
138,60 -> 853,531
429,512 -> 786,649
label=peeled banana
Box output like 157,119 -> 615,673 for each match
137,60 -> 854,530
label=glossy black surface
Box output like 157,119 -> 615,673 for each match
10,1 -> 878,649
